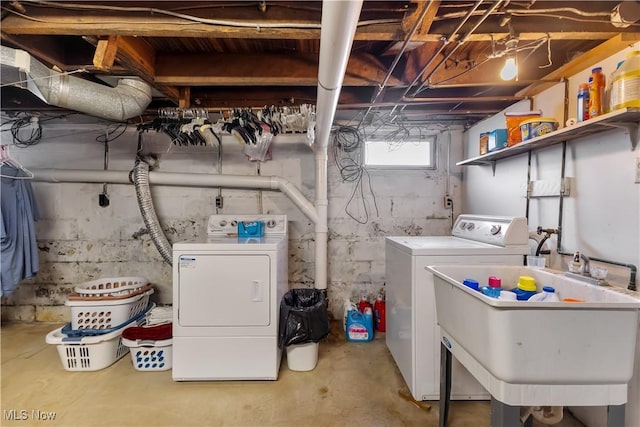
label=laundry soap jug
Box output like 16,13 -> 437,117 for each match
529,286 -> 560,302
346,308 -> 374,342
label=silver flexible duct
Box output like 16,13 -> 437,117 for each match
1,46 -> 152,121
132,161 -> 173,265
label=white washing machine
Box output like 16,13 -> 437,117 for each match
172,214 -> 288,381
385,215 -> 530,401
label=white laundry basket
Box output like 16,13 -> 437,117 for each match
65,289 -> 153,330
122,337 -> 172,371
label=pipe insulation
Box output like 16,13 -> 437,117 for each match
0,46 -> 152,121
132,162 -> 173,265
29,168 -> 318,224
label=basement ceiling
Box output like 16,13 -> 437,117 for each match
1,0 -> 639,126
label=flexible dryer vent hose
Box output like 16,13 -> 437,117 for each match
132,161 -> 173,265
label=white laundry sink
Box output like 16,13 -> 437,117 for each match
428,264 -> 640,406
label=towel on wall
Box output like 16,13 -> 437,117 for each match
1,164 -> 40,297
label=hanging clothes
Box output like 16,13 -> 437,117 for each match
0,163 -> 40,297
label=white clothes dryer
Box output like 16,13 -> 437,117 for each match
172,215 -> 288,381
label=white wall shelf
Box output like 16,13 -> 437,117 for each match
458,107 -> 640,167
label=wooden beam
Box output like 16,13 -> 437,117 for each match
155,53 -> 403,87
0,14 -> 624,42
92,35 -> 119,70
516,34 -> 640,97
402,1 -> 440,36
178,87 -> 191,109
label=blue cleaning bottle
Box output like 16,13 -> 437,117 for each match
481,276 -> 502,298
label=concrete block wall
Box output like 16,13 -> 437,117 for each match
0,118 -> 462,322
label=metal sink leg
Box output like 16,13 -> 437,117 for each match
439,343 -> 452,427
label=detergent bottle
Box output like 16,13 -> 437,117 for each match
373,295 -> 386,332
358,296 -> 372,313
343,299 -> 358,331
528,286 -> 560,302
346,307 -> 374,342
481,276 -> 502,299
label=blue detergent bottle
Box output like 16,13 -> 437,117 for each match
481,276 -> 502,298
346,307 -> 374,342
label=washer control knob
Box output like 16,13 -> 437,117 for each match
230,220 -> 238,227
459,221 -> 467,229
465,222 -> 475,231
490,225 -> 502,235
219,220 -> 227,227
266,220 -> 277,228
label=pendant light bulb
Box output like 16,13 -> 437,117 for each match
500,57 -> 518,81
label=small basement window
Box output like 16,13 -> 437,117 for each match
364,133 -> 436,168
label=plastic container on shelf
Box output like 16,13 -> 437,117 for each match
577,83 -> 590,122
481,276 -> 502,299
606,60 -> 625,113
504,111 -> 542,146
65,289 -> 153,330
529,286 -> 560,302
611,50 -> 640,111
519,117 -> 559,141
588,67 -> 606,118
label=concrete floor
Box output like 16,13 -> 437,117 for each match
1,321 -> 585,427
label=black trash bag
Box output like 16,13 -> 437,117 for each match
278,288 -> 330,348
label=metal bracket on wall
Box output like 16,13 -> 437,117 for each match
474,160 -> 497,175
599,121 -> 638,151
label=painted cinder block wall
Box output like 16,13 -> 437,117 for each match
0,120 -> 463,321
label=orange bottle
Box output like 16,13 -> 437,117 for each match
588,67 -> 606,118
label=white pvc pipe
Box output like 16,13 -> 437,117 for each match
31,168 -> 318,224
313,0 -> 363,290
315,0 -> 364,150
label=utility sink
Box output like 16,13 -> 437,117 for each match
428,264 -> 640,406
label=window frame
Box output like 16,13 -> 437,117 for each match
362,132 -> 438,170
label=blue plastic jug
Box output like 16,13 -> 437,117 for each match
346,308 -> 374,342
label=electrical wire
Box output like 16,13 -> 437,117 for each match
95,122 -> 128,143
7,113 -> 42,147
332,125 -> 379,224
17,1 -> 400,29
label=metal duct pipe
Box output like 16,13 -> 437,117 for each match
0,46 -> 151,121
133,161 -> 173,265
314,0 -> 363,291
30,168 -> 318,224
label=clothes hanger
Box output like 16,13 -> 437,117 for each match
0,145 -> 34,179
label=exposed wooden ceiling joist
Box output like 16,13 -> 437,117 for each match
154,53 -> 402,87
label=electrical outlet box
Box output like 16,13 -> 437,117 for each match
444,195 -> 453,208
635,157 -> 640,184
215,195 -> 223,209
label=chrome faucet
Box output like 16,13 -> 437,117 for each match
573,251 -> 591,276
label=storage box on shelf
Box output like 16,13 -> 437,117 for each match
459,108 -> 640,166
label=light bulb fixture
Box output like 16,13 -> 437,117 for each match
500,56 -> 518,80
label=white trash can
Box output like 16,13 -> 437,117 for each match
286,342 -> 318,371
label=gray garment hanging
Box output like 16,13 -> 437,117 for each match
1,164 -> 40,297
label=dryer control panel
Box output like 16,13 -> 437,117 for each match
452,215 -> 528,247
207,214 -> 288,236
